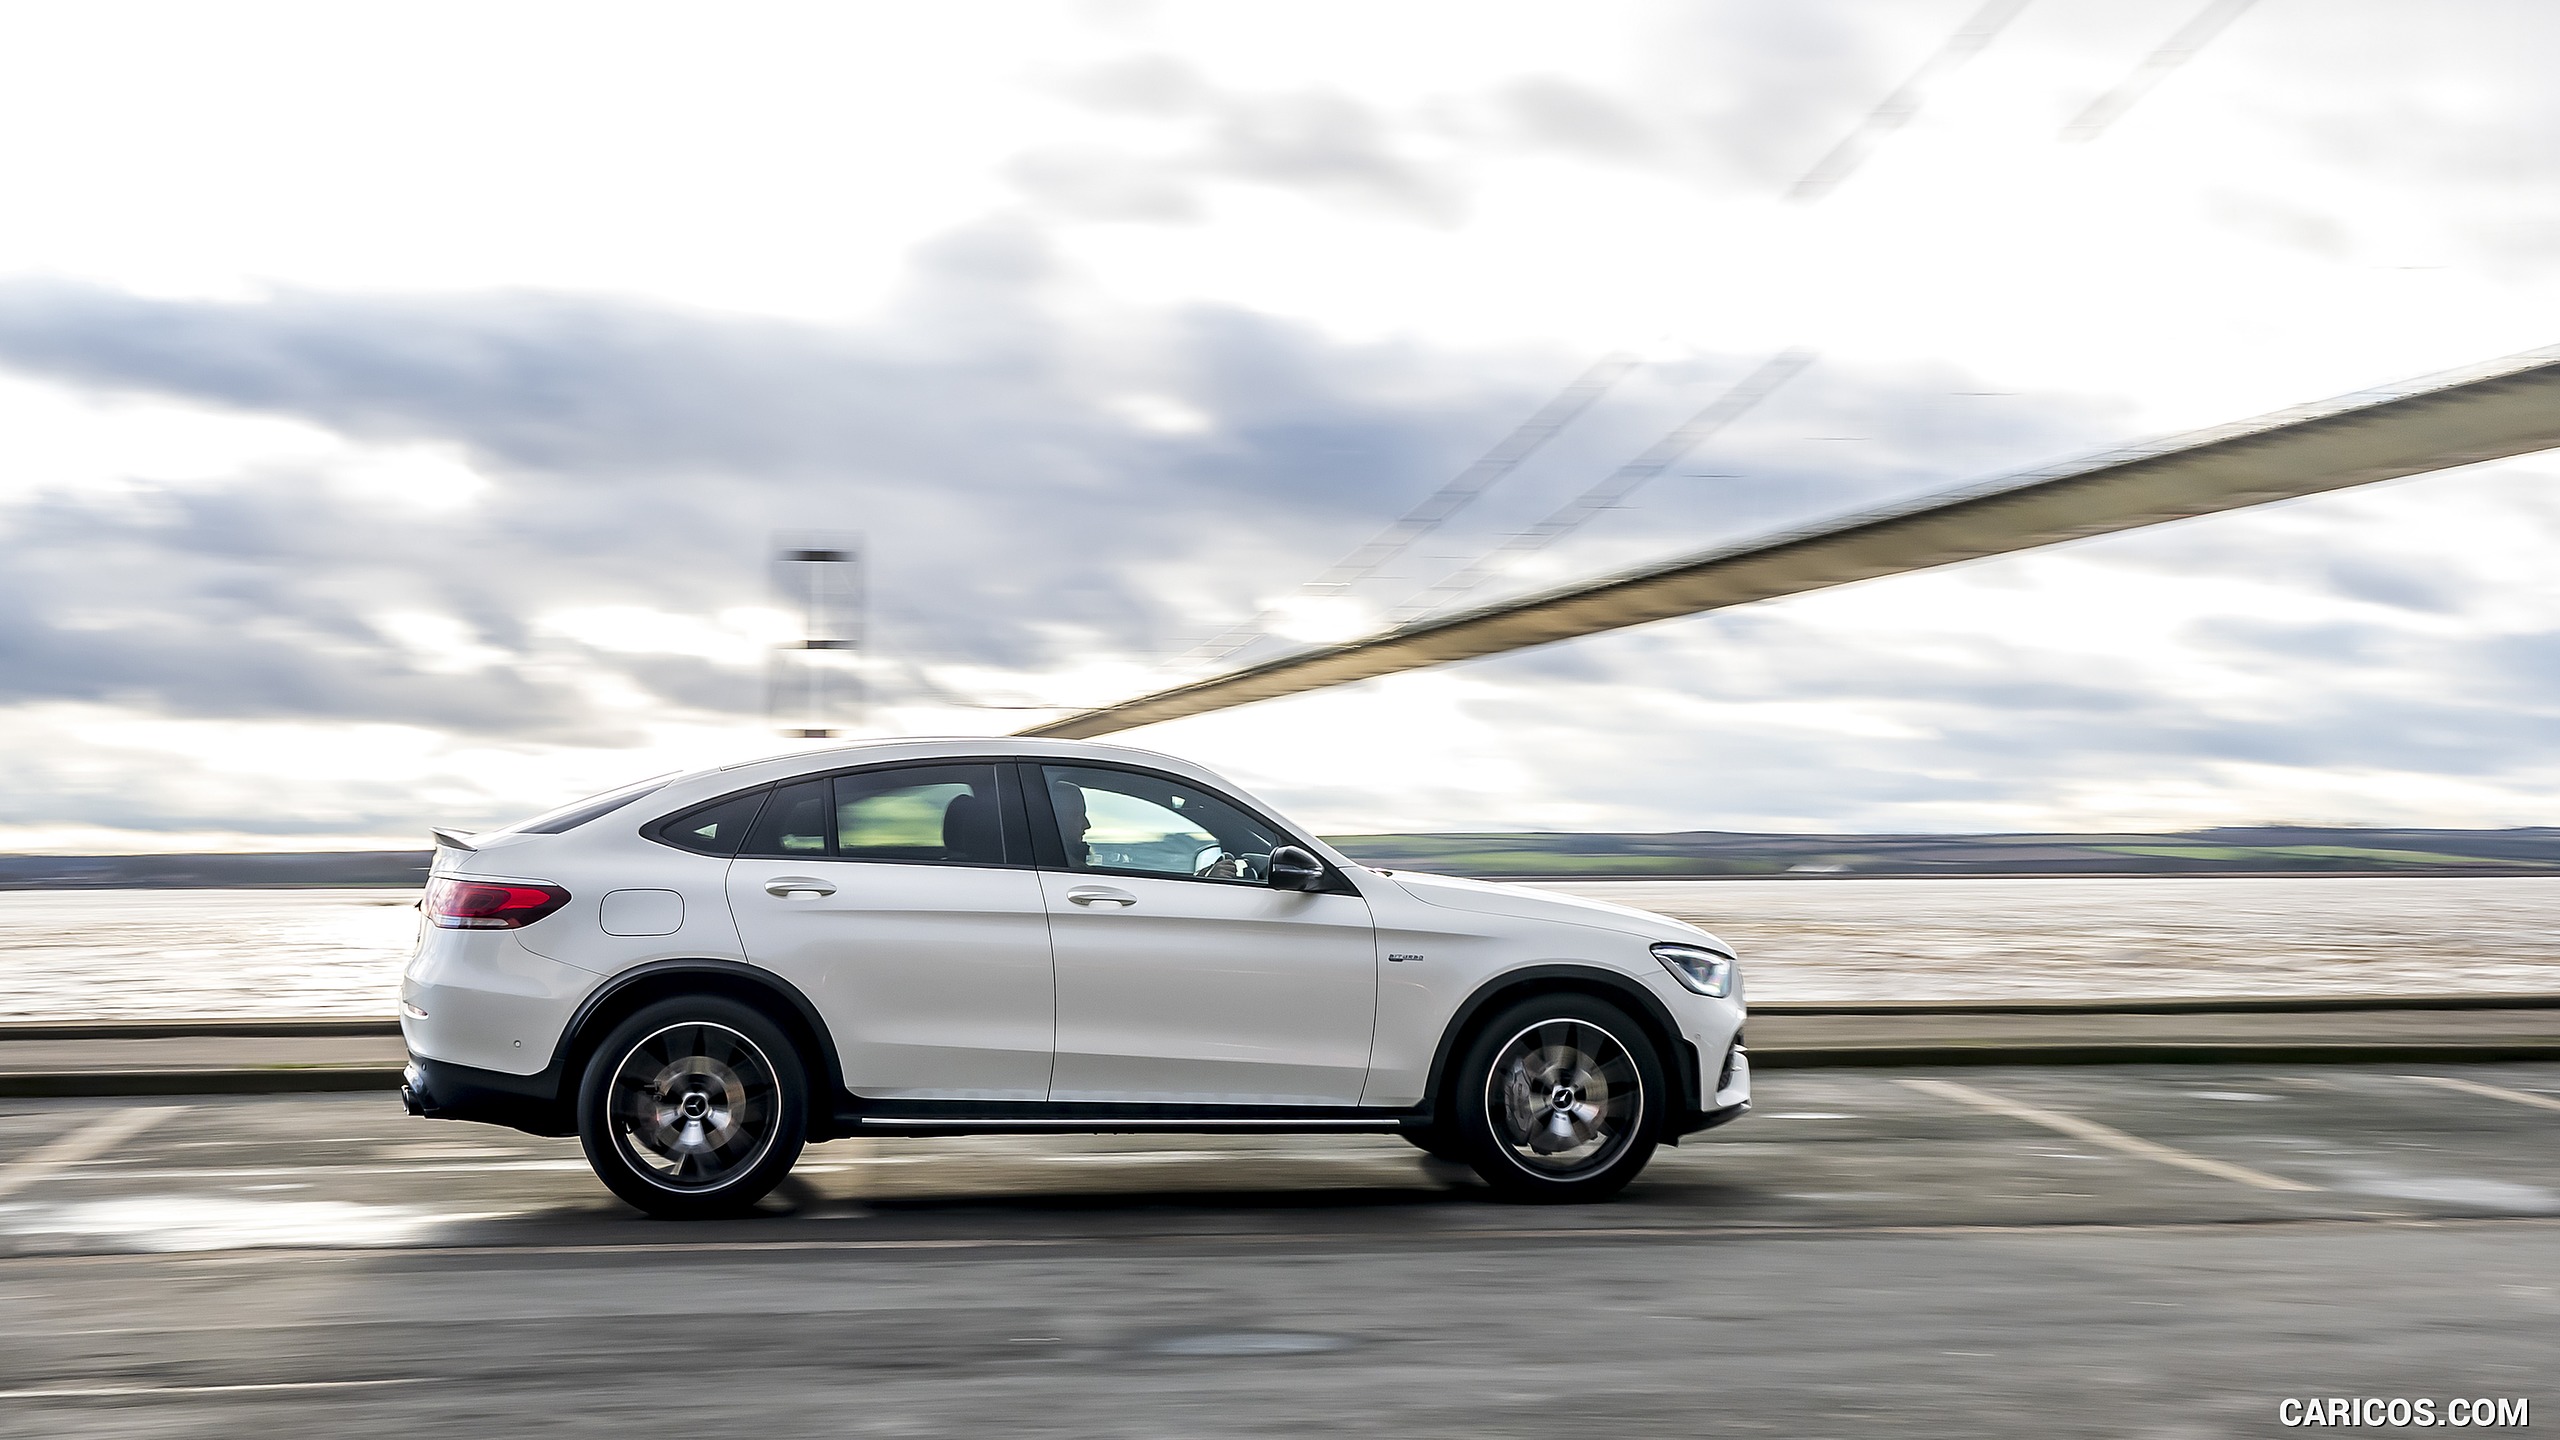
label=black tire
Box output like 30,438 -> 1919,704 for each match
577,995 -> 809,1220
1398,1126 -> 1472,1163
1453,993 -> 1663,1203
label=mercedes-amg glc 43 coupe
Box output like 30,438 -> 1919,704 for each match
400,738 -> 1749,1217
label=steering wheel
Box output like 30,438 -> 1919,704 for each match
1192,848 -> 1247,880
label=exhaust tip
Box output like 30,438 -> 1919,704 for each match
400,1064 -> 433,1117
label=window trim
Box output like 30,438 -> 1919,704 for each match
1018,759 -> 1350,892
643,757 -> 1037,869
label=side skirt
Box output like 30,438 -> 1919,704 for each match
833,1097 -> 1425,1140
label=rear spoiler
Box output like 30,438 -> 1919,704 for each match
429,827 -> 480,853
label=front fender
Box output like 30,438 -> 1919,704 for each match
1407,963 -> 1703,1132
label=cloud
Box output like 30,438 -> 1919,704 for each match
1491,77 -> 1662,161
0,262 -> 1591,737
5,2 -> 2560,850
0,249 -> 2160,837
1006,149 -> 1206,223
1019,55 -> 1470,225
1008,9 -> 1896,226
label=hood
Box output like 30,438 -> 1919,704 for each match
1379,869 -> 1730,950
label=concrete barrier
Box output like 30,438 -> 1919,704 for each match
7,996 -> 2559,1096
0,1067 -> 402,1098
1753,1041 -> 2560,1069
0,1018 -> 402,1042
1757,993 -> 2560,1017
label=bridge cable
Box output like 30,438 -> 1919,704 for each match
1177,350 -> 1641,666
1383,349 -> 1815,626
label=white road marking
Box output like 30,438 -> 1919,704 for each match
2408,1074 -> 2560,1114
1899,1078 -> 2319,1193
91,1162 -> 591,1179
0,1378 -> 429,1400
2341,1171 -> 2557,1211
6,1197 -> 520,1252
0,1107 -> 185,1201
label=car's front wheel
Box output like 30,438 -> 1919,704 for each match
576,995 -> 808,1220
1454,994 -> 1663,1202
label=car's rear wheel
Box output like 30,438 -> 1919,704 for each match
576,995 -> 808,1220
1454,994 -> 1662,1202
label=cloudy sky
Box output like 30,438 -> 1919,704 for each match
4,0 -> 2559,851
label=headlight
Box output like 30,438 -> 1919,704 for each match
1652,942 -> 1736,997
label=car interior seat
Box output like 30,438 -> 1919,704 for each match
939,790 -> 1000,864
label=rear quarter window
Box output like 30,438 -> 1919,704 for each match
650,789 -> 771,856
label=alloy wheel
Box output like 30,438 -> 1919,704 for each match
1485,1018 -> 1644,1181
605,1021 -> 780,1192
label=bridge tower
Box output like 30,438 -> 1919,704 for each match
768,535 -> 863,739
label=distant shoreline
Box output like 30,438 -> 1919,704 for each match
7,871 -> 2556,890
1498,868 -> 2560,882
0,852 -> 429,891
8,825 -> 2560,888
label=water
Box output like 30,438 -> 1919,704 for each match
0,889 -> 422,1021
1,876 -> 2555,1021
1576,876 -> 2560,1001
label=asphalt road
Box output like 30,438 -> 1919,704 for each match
2,1063 -> 2555,1437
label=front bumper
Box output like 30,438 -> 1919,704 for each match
1679,1097 -> 1752,1136
1676,1036 -> 1750,1136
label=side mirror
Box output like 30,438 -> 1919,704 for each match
1267,844 -> 1326,892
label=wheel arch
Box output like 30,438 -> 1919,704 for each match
554,959 -> 847,1141
1419,965 -> 1702,1141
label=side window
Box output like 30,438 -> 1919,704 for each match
833,764 -> 1006,866
653,789 -> 769,856
1040,765 -> 1286,883
741,779 -> 831,857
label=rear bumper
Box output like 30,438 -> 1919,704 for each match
403,1054 -> 573,1136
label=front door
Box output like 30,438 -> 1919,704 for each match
1032,763 -> 1378,1105
726,762 -> 1054,1101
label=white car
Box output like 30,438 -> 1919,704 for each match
400,738 -> 1749,1217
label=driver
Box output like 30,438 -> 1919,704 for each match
1050,779 -> 1092,866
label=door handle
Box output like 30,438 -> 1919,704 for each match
1065,885 -> 1137,908
764,877 -> 836,899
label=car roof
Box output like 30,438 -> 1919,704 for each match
694,735 -> 1238,793
465,735 -> 1355,872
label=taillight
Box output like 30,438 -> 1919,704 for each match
423,876 -> 572,929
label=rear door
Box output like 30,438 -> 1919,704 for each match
725,762 -> 1054,1101
1029,763 -> 1378,1105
